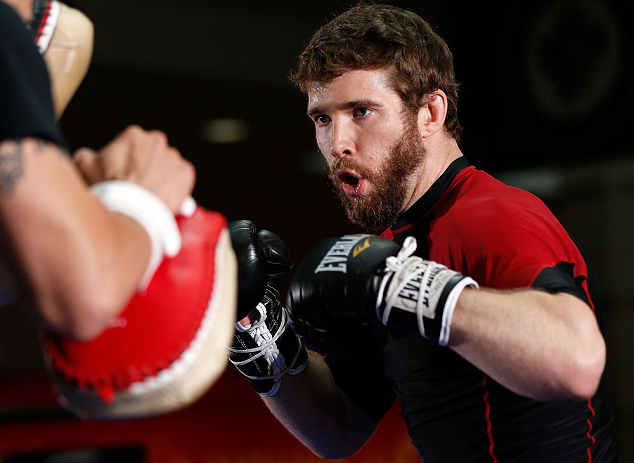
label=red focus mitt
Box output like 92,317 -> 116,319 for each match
40,207 -> 237,419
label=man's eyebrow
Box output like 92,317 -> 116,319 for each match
307,106 -> 325,117
307,99 -> 383,117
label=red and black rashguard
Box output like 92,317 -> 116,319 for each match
325,157 -> 621,462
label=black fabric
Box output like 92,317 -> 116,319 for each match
392,156 -> 471,234
324,322 -> 395,420
0,2 -> 63,146
533,261 -> 589,303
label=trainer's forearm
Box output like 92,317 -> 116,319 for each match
0,139 -> 151,338
262,350 -> 379,460
40,209 -> 151,337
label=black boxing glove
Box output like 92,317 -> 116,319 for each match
286,234 -> 398,356
287,234 -> 478,349
227,220 -> 309,396
228,219 -> 294,320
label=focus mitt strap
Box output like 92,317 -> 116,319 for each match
90,180 -> 195,291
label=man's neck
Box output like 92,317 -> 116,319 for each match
402,137 -> 463,212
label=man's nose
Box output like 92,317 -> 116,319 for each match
330,119 -> 355,159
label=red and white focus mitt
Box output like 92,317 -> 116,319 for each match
40,206 -> 237,419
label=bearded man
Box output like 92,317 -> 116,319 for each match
228,3 -> 621,462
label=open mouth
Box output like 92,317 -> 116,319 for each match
336,170 -> 366,197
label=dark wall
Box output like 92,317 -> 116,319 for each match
59,0 -> 634,255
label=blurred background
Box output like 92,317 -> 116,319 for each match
1,0 -> 633,461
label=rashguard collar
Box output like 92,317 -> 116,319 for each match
385,156 -> 471,237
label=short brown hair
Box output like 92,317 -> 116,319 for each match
290,3 -> 462,139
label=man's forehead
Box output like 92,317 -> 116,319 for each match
306,69 -> 394,109
306,81 -> 330,109
308,69 -> 390,90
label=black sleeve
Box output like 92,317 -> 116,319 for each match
324,323 -> 396,420
0,2 -> 64,146
531,236 -> 606,331
532,261 -> 590,306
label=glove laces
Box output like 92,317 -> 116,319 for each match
377,237 -> 417,317
376,237 -> 441,338
230,302 -> 286,367
229,301 -> 307,395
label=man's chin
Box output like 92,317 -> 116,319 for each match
342,200 -> 399,234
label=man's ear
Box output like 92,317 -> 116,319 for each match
417,90 -> 448,138
40,2 -> 94,118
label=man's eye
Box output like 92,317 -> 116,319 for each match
314,115 -> 330,124
354,108 -> 371,117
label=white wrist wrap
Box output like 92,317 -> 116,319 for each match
377,236 -> 478,346
90,180 -> 185,291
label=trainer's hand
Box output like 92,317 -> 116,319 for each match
73,125 -> 195,214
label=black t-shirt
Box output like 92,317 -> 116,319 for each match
0,2 -> 63,145
326,158 -> 621,462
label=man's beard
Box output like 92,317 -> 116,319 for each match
328,117 -> 425,233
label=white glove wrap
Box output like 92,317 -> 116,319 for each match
377,236 -> 478,346
90,180 -> 190,291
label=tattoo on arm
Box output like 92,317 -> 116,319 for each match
0,140 -> 24,197
35,138 -> 69,158
0,138 -> 66,197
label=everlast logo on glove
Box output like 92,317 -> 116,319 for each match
314,235 -> 369,273
352,237 -> 371,257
